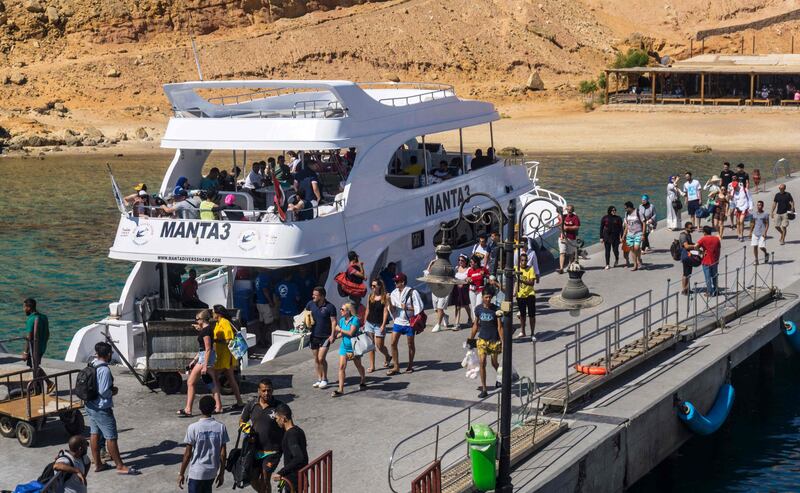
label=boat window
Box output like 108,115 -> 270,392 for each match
432,207 -> 502,248
384,124 -> 499,190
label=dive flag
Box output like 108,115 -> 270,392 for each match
107,163 -> 127,215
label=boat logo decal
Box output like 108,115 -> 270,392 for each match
424,185 -> 471,217
238,229 -> 259,251
159,221 -> 232,240
133,223 -> 153,245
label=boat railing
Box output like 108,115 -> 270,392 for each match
358,81 -> 455,107
173,106 -> 348,119
195,266 -> 228,283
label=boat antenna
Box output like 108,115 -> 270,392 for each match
185,9 -> 204,80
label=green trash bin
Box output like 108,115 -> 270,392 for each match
466,423 -> 497,491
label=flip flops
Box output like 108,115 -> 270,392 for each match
176,409 -> 193,418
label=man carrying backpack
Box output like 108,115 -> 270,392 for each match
51,435 -> 91,493
83,342 -> 138,475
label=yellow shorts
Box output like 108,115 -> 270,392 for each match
477,338 -> 502,356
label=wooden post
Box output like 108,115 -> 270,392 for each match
741,37 -> 744,54
690,39 -> 693,58
701,38 -> 705,54
749,73 -> 755,104
792,35 -> 795,54
651,72 -> 657,104
700,73 -> 705,104
604,70 -> 610,104
752,36 -> 756,54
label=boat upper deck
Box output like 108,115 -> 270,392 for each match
161,80 -> 498,150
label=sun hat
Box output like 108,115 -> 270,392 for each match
709,175 -> 721,182
224,194 -> 236,206
133,183 -> 147,192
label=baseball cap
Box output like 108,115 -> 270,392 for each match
133,183 -> 147,192
224,194 -> 236,206
641,194 -> 649,200
393,273 -> 408,283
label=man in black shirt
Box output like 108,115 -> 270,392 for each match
306,287 -> 337,390
771,183 -> 795,245
272,404 -> 308,493
240,378 -> 284,493
735,163 -> 750,189
720,162 -> 735,189
468,290 -> 503,399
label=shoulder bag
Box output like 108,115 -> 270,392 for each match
403,288 -> 427,335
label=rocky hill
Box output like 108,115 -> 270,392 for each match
1,0 -> 799,152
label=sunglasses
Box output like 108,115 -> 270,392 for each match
371,283 -> 378,288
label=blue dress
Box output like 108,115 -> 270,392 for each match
338,316 -> 360,356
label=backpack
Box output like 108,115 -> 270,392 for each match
670,239 -> 682,261
36,450 -> 73,487
75,362 -> 109,401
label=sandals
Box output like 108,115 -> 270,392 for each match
383,357 -> 393,368
386,369 -> 400,376
331,390 -> 343,398
176,409 -> 193,418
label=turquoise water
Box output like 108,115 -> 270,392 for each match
0,151 -> 796,356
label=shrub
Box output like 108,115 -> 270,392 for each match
613,48 -> 650,69
578,79 -> 598,95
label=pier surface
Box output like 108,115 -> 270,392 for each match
2,176 -> 799,492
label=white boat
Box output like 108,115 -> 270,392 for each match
65,80 -> 566,366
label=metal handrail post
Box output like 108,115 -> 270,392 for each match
742,245 -> 746,291
753,260 -> 758,303
575,322 -> 581,363
564,346 -> 570,404
664,279 -> 670,320
604,323 -> 611,372
532,337 -> 538,393
693,282 -> 699,339
614,306 -> 620,350
735,267 -> 740,315
434,426 -> 440,461
724,253 -> 728,292
771,252 -> 775,291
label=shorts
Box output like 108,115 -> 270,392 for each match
559,238 -> 578,255
86,406 -> 118,440
253,454 -> 279,481
687,200 -> 700,216
517,295 -> 536,319
477,338 -> 501,356
188,479 -> 213,493
363,321 -> 386,337
432,293 -> 449,310
256,303 -> 274,325
681,257 -> 694,277
392,323 -> 415,337
775,213 -> 790,228
713,204 -> 727,222
625,232 -> 642,248
309,335 -> 331,350
750,235 -> 766,248
197,350 -> 216,367
735,208 -> 749,219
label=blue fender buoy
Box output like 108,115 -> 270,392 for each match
677,383 -> 735,435
784,320 -> 800,352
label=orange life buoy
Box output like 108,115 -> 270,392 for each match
575,364 -> 608,375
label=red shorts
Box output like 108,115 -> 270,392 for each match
735,209 -> 749,218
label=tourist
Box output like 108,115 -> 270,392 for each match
515,252 -> 536,338
363,279 -> 392,372
244,162 -> 265,191
666,176 -> 683,230
379,262 -> 397,293
469,290 -> 503,399
162,188 -> 200,219
179,310 -> 222,417
306,287 -> 337,390
331,303 -> 367,397
557,204 -> 580,274
703,175 -> 722,221
211,305 -> 244,410
294,161 -> 321,210
286,189 -> 310,221
200,168 -> 220,192
273,155 -> 292,188
52,435 -> 91,493
175,176 -> 192,192
600,206 -> 623,269
273,271 -> 301,332
288,151 -> 302,174
220,194 -> 245,221
86,342 -> 137,475
713,186 -> 729,239
178,395 -> 228,492
466,255 -> 489,314
182,269 -> 209,309
271,404 -> 308,493
678,222 -> 697,295
254,269 -> 275,342
752,168 -> 762,193
471,233 -> 489,262
749,200 -> 770,264
21,298 -> 52,393
240,378 -> 284,493
432,160 -> 451,182
720,162 -> 734,189
735,163 -> 750,189
344,251 -> 366,303
771,183 -> 795,245
387,273 -> 423,375
449,254 -> 473,329
731,180 -> 753,241
425,257 -> 450,333
638,195 -> 656,253
486,230 -> 501,275
683,172 -> 702,228
123,182 -> 147,204
199,190 -> 220,221
131,190 -> 151,217
622,201 -> 643,271
695,226 -> 721,296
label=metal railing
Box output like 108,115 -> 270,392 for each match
411,460 -> 442,493
359,82 -> 455,107
387,377 -> 543,493
24,369 -> 82,418
297,450 -> 333,493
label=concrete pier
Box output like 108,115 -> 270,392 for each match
1,175 -> 799,492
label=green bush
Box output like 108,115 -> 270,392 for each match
597,72 -> 607,90
613,48 -> 650,69
579,79 -> 598,95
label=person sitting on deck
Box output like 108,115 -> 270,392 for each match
403,155 -> 424,176
274,155 -> 293,188
431,160 -> 451,182
161,188 -> 200,219
181,269 -> 208,309
288,151 -> 302,174
131,190 -> 150,217
199,190 -> 220,221
471,149 -> 490,170
287,189 -> 312,222
244,162 -> 265,191
200,168 -> 220,192
220,194 -> 244,221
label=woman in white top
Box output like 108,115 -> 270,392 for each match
666,175 -> 683,230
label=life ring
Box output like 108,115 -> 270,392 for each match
574,364 -> 608,376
